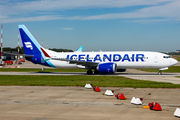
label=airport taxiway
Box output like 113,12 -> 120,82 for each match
0,86 -> 179,120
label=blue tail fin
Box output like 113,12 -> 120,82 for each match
76,46 -> 83,52
19,25 -> 41,56
18,25 -> 55,67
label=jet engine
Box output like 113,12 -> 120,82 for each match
97,63 -> 117,74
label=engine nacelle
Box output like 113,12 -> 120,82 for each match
97,63 -> 117,74
117,69 -> 126,72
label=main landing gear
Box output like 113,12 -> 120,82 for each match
86,69 -> 99,75
94,69 -> 99,74
158,70 -> 162,75
87,69 -> 93,75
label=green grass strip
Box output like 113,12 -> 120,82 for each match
140,66 -> 180,73
0,75 -> 180,88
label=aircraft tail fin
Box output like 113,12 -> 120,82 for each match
18,25 -> 41,56
18,25 -> 54,67
75,46 -> 83,52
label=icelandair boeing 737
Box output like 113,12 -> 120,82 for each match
18,25 -> 178,75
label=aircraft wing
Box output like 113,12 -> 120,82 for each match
3,52 -> 34,58
51,58 -> 99,67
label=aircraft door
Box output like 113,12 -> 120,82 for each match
154,55 -> 158,63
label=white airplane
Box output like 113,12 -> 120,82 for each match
18,25 -> 178,75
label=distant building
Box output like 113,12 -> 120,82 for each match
176,50 -> 180,53
0,51 -> 17,60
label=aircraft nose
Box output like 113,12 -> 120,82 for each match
171,58 -> 178,65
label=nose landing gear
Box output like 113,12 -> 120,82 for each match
158,70 -> 162,75
158,67 -> 168,75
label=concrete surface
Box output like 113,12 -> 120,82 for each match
0,86 -> 179,120
4,61 -> 53,68
121,69 -> 180,84
1,62 -> 180,120
175,61 -> 180,66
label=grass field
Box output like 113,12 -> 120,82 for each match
0,75 -> 180,88
173,55 -> 180,61
140,66 -> 180,73
0,68 -> 87,72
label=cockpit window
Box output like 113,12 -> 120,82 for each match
163,56 -> 171,58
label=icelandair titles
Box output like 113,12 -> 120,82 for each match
64,54 -> 145,62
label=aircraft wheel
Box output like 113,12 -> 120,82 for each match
158,71 -> 162,75
94,69 -> 99,74
87,69 -> 93,75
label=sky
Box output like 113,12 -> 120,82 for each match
0,0 -> 180,52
